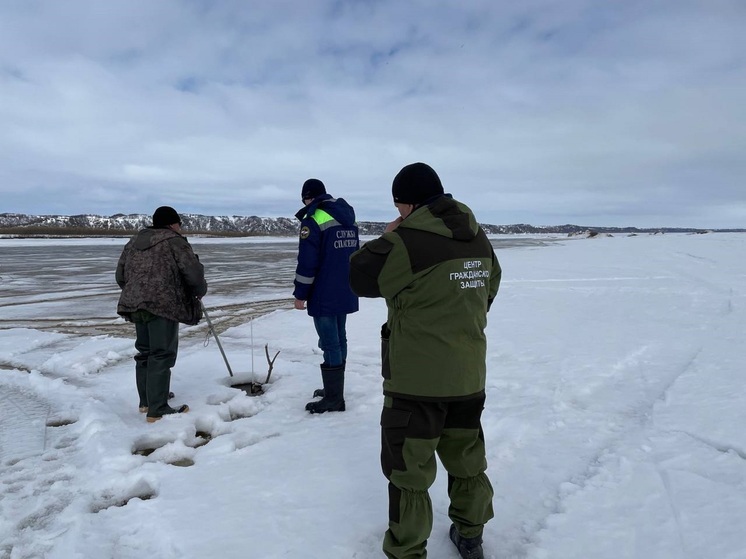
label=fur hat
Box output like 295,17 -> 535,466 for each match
152,206 -> 181,227
301,178 -> 326,200
392,162 -> 444,205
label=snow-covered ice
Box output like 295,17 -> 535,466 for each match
1,233 -> 744,558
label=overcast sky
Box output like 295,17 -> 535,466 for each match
1,1 -> 744,228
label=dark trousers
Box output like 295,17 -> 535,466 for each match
380,395 -> 494,559
312,314 -> 348,366
134,313 -> 179,417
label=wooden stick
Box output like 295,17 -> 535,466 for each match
264,344 -> 280,384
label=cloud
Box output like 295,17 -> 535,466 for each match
0,0 -> 744,227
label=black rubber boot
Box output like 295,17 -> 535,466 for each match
312,361 -> 345,398
449,525 -> 484,559
306,364 -> 345,413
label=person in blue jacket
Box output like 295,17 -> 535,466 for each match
293,178 -> 360,413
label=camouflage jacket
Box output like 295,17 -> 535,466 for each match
116,228 -> 207,325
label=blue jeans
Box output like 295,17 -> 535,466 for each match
312,314 -> 348,367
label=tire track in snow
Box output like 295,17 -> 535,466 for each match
0,386 -> 78,559
0,297 -> 293,338
509,342 -> 704,558
520,261 -> 741,558
0,386 -> 50,463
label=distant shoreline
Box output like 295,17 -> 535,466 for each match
0,227 -> 277,238
2,212 -> 744,236
1,229 -> 744,241
1,228 -> 744,239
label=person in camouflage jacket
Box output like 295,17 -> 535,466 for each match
350,163 -> 501,559
116,206 -> 207,423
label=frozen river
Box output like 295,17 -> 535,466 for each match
0,237 -> 303,338
1,232 -> 744,559
0,235 -> 552,337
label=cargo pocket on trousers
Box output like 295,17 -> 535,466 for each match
380,407 -> 411,475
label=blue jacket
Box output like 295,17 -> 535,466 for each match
293,194 -> 360,317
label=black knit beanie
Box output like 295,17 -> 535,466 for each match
152,206 -> 181,227
301,178 -> 326,200
392,162 -> 444,204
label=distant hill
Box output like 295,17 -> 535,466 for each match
0,212 -> 741,237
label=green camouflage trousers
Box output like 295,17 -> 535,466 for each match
380,395 -> 494,559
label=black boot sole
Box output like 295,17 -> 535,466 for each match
305,400 -> 345,414
449,524 -> 484,559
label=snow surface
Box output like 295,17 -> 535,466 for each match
1,233 -> 745,559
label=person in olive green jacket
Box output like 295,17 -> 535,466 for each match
350,163 -> 501,559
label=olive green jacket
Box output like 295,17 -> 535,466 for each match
350,196 -> 500,400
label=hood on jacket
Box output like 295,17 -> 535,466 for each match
399,195 -> 478,242
132,227 -> 181,251
295,193 -> 356,227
